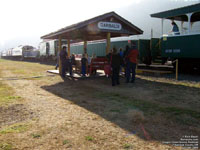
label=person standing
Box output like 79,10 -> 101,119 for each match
111,47 -> 122,86
119,48 -> 124,74
123,45 -> 130,77
55,51 -> 60,70
70,53 -> 76,73
126,43 -> 139,83
106,49 -> 113,62
81,54 -> 87,76
59,46 -> 68,78
171,21 -> 180,35
67,56 -> 73,76
70,53 -> 76,67
119,48 -> 123,57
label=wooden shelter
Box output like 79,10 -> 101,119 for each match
41,11 -> 143,75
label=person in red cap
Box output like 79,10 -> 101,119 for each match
125,42 -> 139,83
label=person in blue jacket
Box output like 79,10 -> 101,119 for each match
171,21 -> 180,35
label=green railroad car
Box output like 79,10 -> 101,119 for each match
70,39 -> 156,65
151,3 -> 200,70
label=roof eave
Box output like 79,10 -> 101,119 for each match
150,3 -> 200,20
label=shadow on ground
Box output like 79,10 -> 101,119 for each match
41,76 -> 200,146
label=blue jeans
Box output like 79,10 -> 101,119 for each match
81,65 -> 86,76
66,62 -> 72,76
55,63 -> 59,70
126,62 -> 136,83
61,62 -> 67,77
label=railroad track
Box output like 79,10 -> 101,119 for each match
137,63 -> 174,71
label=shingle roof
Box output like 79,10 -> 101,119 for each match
41,11 -> 143,41
151,3 -> 200,22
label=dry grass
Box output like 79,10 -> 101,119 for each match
0,81 -> 23,106
137,75 -> 200,88
0,143 -> 13,150
0,59 -> 54,77
0,122 -> 30,134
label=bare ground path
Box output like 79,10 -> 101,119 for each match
0,60 -> 199,150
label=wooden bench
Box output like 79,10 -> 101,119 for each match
89,58 -> 109,75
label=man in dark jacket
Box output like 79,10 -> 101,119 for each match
59,46 -> 68,78
111,47 -> 122,86
81,54 -> 87,76
106,49 -> 113,62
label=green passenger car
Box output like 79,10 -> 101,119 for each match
70,39 -> 154,64
161,34 -> 200,59
151,3 -> 200,70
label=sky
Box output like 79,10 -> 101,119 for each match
0,0 -> 199,50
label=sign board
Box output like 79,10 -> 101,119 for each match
165,49 -> 181,53
163,37 -> 167,41
98,22 -> 122,31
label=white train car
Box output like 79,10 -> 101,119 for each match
39,39 -> 67,58
6,48 -> 13,56
1,50 -> 7,57
23,48 -> 40,59
2,45 -> 37,60
12,46 -> 23,57
14,45 -> 36,57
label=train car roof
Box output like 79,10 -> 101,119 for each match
151,3 -> 200,22
41,11 -> 143,41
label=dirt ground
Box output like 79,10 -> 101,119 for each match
0,59 -> 199,150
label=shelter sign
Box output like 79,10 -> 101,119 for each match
98,22 -> 122,31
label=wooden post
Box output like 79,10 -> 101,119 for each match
59,36 -> 62,75
106,32 -> 111,55
176,59 -> 178,80
67,39 -> 70,56
150,38 -> 152,52
138,40 -> 140,64
84,40 -> 87,54
159,39 -> 161,50
161,18 -> 164,36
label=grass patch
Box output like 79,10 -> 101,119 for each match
0,59 -> 53,78
138,75 -> 200,88
12,69 -> 26,75
31,133 -> 41,138
0,123 -> 29,134
175,114 -> 200,126
109,109 -> 121,112
0,67 -> 23,106
6,96 -> 21,99
123,143 -> 133,149
0,82 -> 22,106
11,69 -> 44,79
94,92 -> 200,124
85,136 -> 93,141
0,143 -> 13,150
63,140 -> 69,145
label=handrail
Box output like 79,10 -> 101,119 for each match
162,32 -> 200,38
